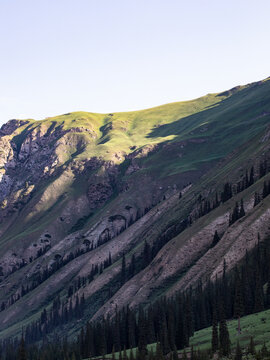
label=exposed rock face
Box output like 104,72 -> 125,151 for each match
87,182 -> 113,208
0,119 -> 29,136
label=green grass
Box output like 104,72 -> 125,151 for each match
11,78 -> 270,168
190,309 -> 270,352
85,310 -> 270,359
87,343 -> 157,360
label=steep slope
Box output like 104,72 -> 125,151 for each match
0,77 -> 270,339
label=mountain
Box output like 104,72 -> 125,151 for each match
0,77 -> 270,342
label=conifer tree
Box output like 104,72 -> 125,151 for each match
211,304 -> 218,353
184,293 -> 193,340
234,340 -> 242,360
219,303 -> 230,357
254,265 -> 264,313
263,181 -> 268,198
245,170 -> 249,189
167,306 -> 176,351
260,342 -> 268,359
138,308 -> 147,360
239,199 -> 245,218
121,254 -> 126,286
182,349 -> 187,360
148,348 -> 155,360
233,268 -> 244,318
127,307 -> 136,349
249,166 -> 254,186
173,347 -> 178,360
159,307 -> 170,355
123,347 -> 128,360
18,336 -> 27,360
155,343 -> 164,360
254,192 -> 261,207
109,252 -> 112,266
248,337 -> 255,355
230,201 -> 239,225
129,254 -> 136,278
113,313 -> 121,351
143,241 -> 151,268
259,160 -> 267,178
211,231 -> 220,248
266,276 -> 270,307
190,345 -> 194,360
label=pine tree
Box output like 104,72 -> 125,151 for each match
148,348 -> 155,360
221,182 -> 232,203
245,170 -> 249,189
18,336 -> 27,360
230,202 -> 239,225
239,199 -> 245,218
254,192 -> 261,207
108,252 -> 112,266
121,254 -> 126,286
249,166 -> 254,186
113,313 -> 121,351
182,349 -> 187,360
146,306 -> 156,345
129,254 -> 136,278
263,181 -> 268,198
260,342 -> 268,359
219,303 -> 230,357
211,231 -> 220,248
190,345 -> 195,360
126,306 -> 136,349
234,340 -> 242,360
173,347 -> 178,360
123,347 -> 128,360
155,343 -> 164,360
138,307 -> 148,359
167,306 -> 176,351
211,304 -> 218,353
254,265 -> 264,313
266,276 -> 270,307
259,160 -> 267,178
159,307 -> 170,355
242,265 -> 253,315
248,337 -> 255,355
143,241 -> 151,268
233,268 -> 244,318
112,346 -> 116,360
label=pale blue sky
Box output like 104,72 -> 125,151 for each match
0,0 -> 270,124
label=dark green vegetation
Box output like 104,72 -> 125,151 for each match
191,308 -> 270,351
0,77 -> 270,359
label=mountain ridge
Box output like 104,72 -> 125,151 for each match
0,77 -> 270,340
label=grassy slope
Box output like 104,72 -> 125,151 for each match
10,77 -> 270,170
190,309 -> 270,351
4,77 -> 270,242
1,77 -> 270,339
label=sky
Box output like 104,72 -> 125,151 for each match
0,0 -> 270,125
